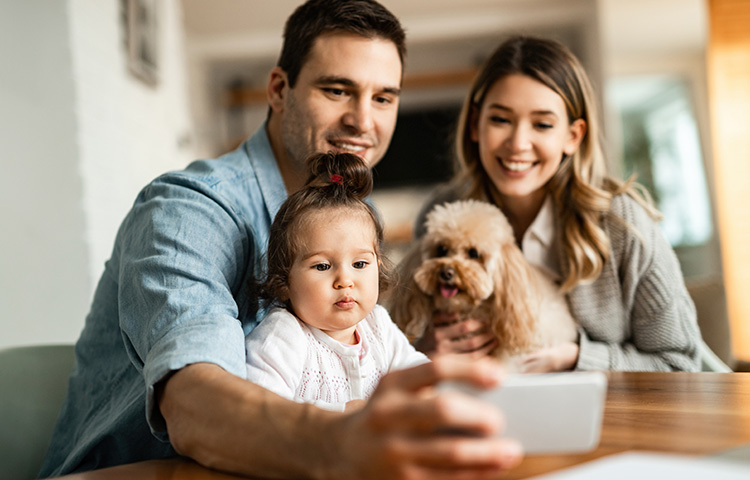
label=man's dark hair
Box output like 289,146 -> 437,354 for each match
278,0 -> 406,87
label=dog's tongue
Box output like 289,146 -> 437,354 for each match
440,284 -> 459,298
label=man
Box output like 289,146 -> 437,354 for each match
40,1 -> 522,478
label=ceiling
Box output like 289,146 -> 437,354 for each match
180,0 -> 707,103
181,0 -> 588,41
181,0 -> 612,109
180,0 -> 706,60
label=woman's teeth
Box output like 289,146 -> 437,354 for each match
501,159 -> 534,172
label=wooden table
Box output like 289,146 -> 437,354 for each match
503,372 -> 750,479
54,372 -> 750,480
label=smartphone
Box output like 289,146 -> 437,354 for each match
439,371 -> 608,455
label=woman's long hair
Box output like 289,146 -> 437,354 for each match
452,35 -> 659,291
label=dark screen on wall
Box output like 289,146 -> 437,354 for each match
373,104 -> 462,188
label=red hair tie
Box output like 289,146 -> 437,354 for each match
331,174 -> 343,185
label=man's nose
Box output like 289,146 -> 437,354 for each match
342,98 -> 374,133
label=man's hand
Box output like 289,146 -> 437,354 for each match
415,312 -> 497,358
325,356 -> 523,480
159,359 -> 522,480
518,342 -> 579,373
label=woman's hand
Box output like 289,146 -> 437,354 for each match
414,312 -> 498,358
518,342 -> 579,373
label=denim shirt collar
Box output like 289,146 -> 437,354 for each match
245,121 -> 287,220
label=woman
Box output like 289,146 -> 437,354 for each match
410,36 -> 701,372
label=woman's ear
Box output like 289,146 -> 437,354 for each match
267,66 -> 289,113
563,118 -> 587,155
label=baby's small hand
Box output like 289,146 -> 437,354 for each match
344,399 -> 367,412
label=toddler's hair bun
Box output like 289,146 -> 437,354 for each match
305,152 -> 373,200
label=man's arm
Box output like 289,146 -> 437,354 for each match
159,363 -> 330,477
159,357 -> 523,480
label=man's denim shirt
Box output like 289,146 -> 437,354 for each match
39,123 -> 287,477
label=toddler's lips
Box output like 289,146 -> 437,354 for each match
335,299 -> 356,309
439,284 -> 459,298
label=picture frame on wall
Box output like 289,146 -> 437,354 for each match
123,0 -> 159,86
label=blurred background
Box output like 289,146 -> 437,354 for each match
1,0 -> 748,368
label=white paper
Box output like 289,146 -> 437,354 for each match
529,451 -> 750,480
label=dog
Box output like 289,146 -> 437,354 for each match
387,199 -> 577,369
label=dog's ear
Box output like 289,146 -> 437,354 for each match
390,283 -> 433,341
384,241 -> 434,341
490,243 -> 540,354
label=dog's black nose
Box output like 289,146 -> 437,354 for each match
440,267 -> 455,282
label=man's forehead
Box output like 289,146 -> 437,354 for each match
301,31 -> 403,86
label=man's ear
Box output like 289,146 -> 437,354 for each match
267,66 -> 288,113
563,118 -> 587,155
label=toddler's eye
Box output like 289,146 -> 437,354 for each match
314,264 -> 330,271
435,245 -> 449,257
353,261 -> 368,269
468,248 -> 480,259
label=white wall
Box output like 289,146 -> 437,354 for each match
0,1 -> 89,349
0,0 -> 196,349
70,0 -> 196,283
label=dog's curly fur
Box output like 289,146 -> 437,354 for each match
388,200 -> 576,365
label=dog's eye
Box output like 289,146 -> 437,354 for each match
435,245 -> 449,257
467,248 -> 480,260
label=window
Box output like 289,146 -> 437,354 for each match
608,75 -> 712,247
